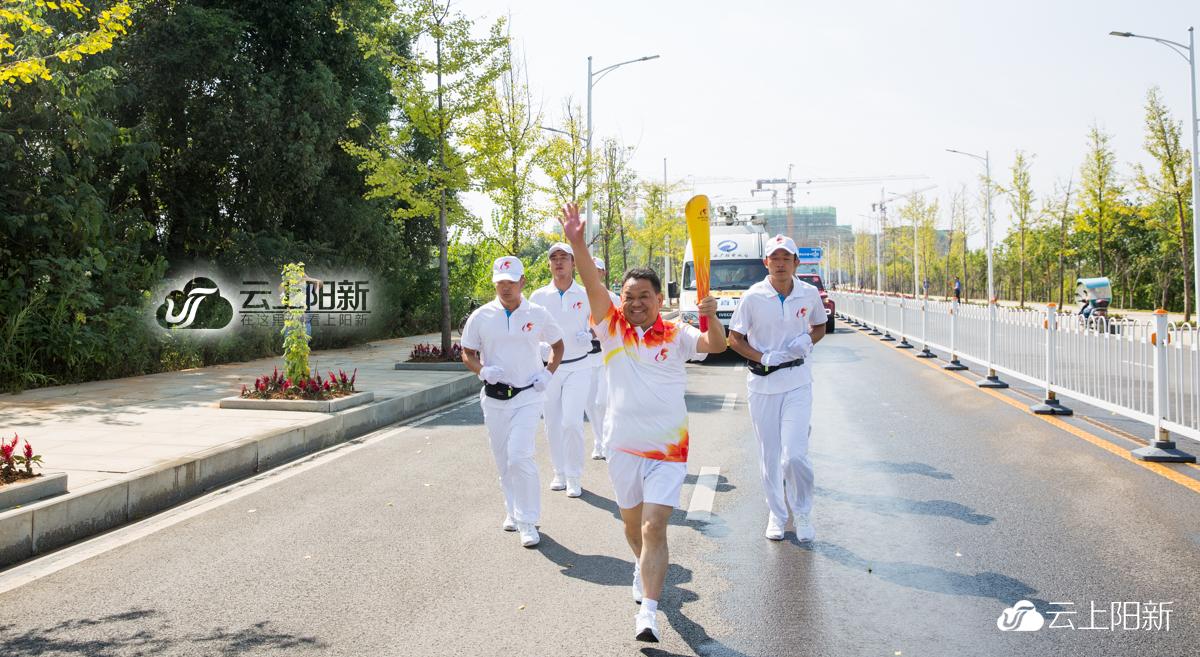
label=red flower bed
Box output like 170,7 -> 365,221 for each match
240,366 -> 358,401
408,343 -> 463,363
1,434 -> 44,485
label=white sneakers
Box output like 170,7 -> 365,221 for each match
565,477 -> 582,498
502,515 -> 517,532
549,474 -> 567,491
634,608 -> 660,642
765,513 -> 815,542
517,522 -> 540,547
795,513 -> 815,543
765,515 -> 786,541
631,565 -> 644,604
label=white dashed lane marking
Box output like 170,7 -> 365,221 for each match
685,466 -> 721,523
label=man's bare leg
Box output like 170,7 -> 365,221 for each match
637,503 -> 673,602
619,504 -> 643,560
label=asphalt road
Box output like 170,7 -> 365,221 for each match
2,327 -> 1199,656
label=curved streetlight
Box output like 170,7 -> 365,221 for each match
946,148 -> 1007,388
1110,28 -> 1199,322
586,54 -> 660,243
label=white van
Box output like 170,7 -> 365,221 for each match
679,224 -> 769,330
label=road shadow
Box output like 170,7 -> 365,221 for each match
795,540 -> 1048,609
811,454 -> 955,480
0,609 -> 324,656
577,489 -> 731,537
537,534 -> 750,657
814,486 -> 994,525
685,393 -> 738,414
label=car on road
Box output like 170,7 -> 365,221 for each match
797,273 -> 836,333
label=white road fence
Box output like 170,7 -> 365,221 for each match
832,292 -> 1200,445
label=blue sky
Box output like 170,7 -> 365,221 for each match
456,0 -> 1197,245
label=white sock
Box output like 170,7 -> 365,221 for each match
643,599 -> 658,615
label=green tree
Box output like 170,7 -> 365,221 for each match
1078,124 -> 1123,278
349,0 -> 506,354
540,98 -> 590,209
1135,87 -> 1194,321
1000,150 -> 1036,307
465,37 -> 543,255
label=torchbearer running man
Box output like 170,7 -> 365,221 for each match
530,242 -> 593,497
586,257 -> 621,460
727,235 -> 827,541
558,203 -> 727,643
461,256 -> 565,548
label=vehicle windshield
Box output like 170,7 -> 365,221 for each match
682,259 -> 768,290
797,274 -> 825,291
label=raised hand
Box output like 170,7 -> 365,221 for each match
558,203 -> 585,245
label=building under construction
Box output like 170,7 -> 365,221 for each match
757,206 -> 853,246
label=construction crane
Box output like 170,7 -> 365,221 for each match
870,185 -> 938,295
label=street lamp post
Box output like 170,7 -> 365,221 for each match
1110,28 -> 1200,324
586,54 -> 660,244
947,148 -> 1007,388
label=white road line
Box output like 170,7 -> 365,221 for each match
685,466 -> 721,523
721,392 -> 738,411
0,397 -> 477,595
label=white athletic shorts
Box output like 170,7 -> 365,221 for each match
607,450 -> 688,510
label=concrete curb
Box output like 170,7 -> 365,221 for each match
0,472 -> 68,513
393,362 -> 468,372
0,373 -> 481,569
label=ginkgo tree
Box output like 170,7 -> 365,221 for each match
0,0 -> 133,91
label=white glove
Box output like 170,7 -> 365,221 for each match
479,366 -> 506,385
575,330 -> 593,348
531,369 -> 553,392
760,350 -> 790,367
787,333 -> 815,360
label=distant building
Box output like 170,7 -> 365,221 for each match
757,206 -> 853,247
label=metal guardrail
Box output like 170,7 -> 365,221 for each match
832,291 -> 1199,460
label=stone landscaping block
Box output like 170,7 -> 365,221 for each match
0,510 -> 32,566
0,472 -> 68,512
218,391 -> 375,413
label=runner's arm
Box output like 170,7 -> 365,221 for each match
694,295 -> 727,353
546,340 -> 564,374
557,203 -> 613,322
727,331 -> 763,363
462,348 -> 483,375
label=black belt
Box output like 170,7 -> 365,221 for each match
588,339 -> 602,354
543,353 -> 589,367
484,382 -> 533,400
748,358 -> 804,377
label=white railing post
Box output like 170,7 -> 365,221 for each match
977,299 -> 1008,388
944,301 -> 967,370
896,297 -> 912,348
916,298 -> 935,358
1133,310 -> 1196,462
1032,303 -> 1071,415
869,293 -> 881,335
881,296 -> 896,341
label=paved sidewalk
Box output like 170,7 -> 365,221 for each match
0,332 -> 455,493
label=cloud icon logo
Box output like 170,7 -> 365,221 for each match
156,277 -> 234,329
997,600 -> 1044,632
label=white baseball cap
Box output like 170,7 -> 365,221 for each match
765,234 -> 798,257
492,256 -> 525,282
548,242 -> 574,257
593,257 -> 606,271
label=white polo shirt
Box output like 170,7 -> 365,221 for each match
530,281 -> 593,373
728,277 -> 828,394
596,303 -> 702,462
461,297 -> 564,407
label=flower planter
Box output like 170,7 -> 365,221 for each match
394,361 -> 467,372
0,472 -> 68,511
219,391 -> 375,413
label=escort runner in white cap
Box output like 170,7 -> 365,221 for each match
461,255 -> 565,548
558,203 -> 727,643
529,242 -> 593,497
585,256 -> 621,460
727,234 -> 828,541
